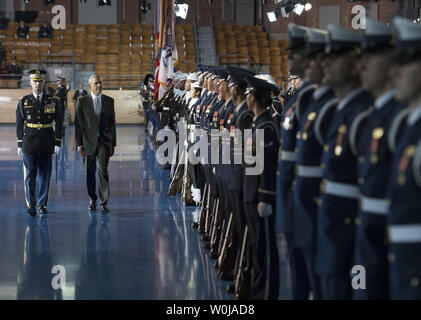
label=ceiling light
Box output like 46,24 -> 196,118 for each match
293,3 -> 305,16
175,4 -> 189,20
267,11 -> 277,22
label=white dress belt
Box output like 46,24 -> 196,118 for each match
323,180 -> 360,199
360,196 -> 388,215
280,150 -> 297,162
297,165 -> 323,178
388,224 -> 421,243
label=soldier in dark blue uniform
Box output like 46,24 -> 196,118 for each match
293,28 -> 336,300
219,67 -> 255,294
212,68 -> 236,264
349,19 -> 405,300
16,69 -> 63,216
205,69 -> 228,256
242,75 -> 280,300
275,23 -> 312,300
55,76 -> 67,132
386,17 -> 421,300
315,25 -> 374,299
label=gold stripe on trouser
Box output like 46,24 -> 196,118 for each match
23,163 -> 30,208
23,226 -> 30,266
46,158 -> 52,206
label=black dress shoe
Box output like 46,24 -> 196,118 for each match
100,204 -> 110,214
89,200 -> 97,211
39,206 -> 48,215
27,207 -> 36,217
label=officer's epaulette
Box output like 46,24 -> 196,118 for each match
314,98 -> 338,146
413,141 -> 421,188
349,106 -> 374,156
296,84 -> 317,123
388,107 -> 411,154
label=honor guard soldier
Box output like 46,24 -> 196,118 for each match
349,19 -> 405,300
55,76 -> 67,130
275,23 -> 312,300
293,28 -> 335,300
16,69 -> 63,216
221,67 -> 255,295
386,17 -> 421,300
315,25 -> 373,299
242,75 -> 280,300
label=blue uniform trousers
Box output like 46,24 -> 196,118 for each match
23,153 -> 52,208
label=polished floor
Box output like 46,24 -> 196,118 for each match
0,124 -> 292,300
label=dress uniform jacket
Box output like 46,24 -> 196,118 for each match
350,91 -> 405,299
387,106 -> 421,299
226,101 -> 253,192
243,109 -> 279,205
315,88 -> 373,276
16,93 -> 63,154
242,109 -> 280,299
275,81 -> 311,234
293,86 -> 336,249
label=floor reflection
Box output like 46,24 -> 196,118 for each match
0,124 -> 239,299
17,218 -> 63,300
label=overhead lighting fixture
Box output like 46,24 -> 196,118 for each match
175,3 -> 189,20
293,3 -> 305,16
267,11 -> 277,22
281,6 -> 291,18
98,0 -> 111,6
305,2 -> 312,11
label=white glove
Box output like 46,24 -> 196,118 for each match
54,146 -> 61,155
17,148 -> 23,158
184,140 -> 188,148
257,202 -> 273,218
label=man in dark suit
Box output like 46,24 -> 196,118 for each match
73,83 -> 88,104
16,20 -> 29,39
55,76 -> 67,130
74,75 -> 116,214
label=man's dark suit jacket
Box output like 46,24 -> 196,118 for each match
74,94 -> 117,156
73,89 -> 88,102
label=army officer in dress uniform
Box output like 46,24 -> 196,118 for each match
386,16 -> 421,300
16,69 -> 63,216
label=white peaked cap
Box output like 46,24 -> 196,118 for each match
327,24 -> 361,43
191,81 -> 201,89
289,23 -> 308,38
254,74 -> 277,86
306,28 -> 328,44
187,72 -> 198,81
393,16 -> 421,41
364,18 -> 391,36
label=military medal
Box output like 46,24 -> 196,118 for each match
227,113 -> 233,125
213,111 -> 218,124
397,145 -> 416,186
282,102 -> 297,131
205,105 -> 211,115
370,127 -> 384,164
302,112 -> 316,141
335,124 -> 346,156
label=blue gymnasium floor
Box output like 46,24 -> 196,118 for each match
0,124 -> 292,300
